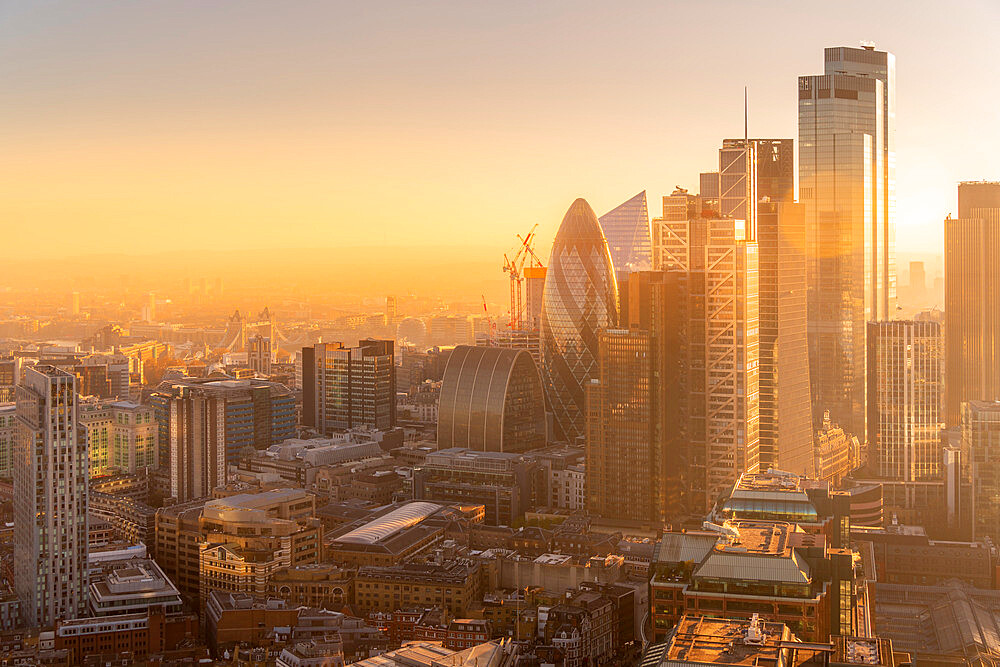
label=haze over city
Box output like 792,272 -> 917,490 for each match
3,3 -> 1000,665
3,0 -> 998,300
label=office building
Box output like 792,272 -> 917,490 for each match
648,520 -> 856,643
867,320 -> 943,481
523,265 -> 547,332
649,199 -> 760,515
814,413 -> 859,487
585,329 -> 660,523
301,339 -> 396,435
437,346 -> 546,453
540,199 -> 619,442
89,557 -> 183,617
353,561 -> 482,618
247,334 -> 272,376
155,489 -> 320,607
598,191 -> 652,277
800,45 -> 896,437
413,448 -> 542,525
752,200 -> 813,474
79,399 -> 157,477
151,377 -> 295,501
963,401 -> 1000,541
325,501 -> 458,567
945,182 -> 1000,425
428,315 -> 474,347
14,366 -> 89,627
53,608 -> 199,665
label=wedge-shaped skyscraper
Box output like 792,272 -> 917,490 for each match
541,199 -> 619,441
598,191 -> 652,276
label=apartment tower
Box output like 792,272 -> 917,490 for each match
14,366 -> 89,627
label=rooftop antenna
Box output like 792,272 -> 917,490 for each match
744,85 -> 748,145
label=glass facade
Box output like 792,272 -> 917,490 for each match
945,186 -> 1000,425
436,345 -> 546,453
799,59 -> 886,439
598,191 -> 652,275
541,199 -> 619,441
867,320 -> 943,481
585,329 -> 657,522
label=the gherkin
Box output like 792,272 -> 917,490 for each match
540,198 -> 619,441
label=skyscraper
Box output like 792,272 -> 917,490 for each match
699,139 -> 808,474
301,339 -> 396,435
757,201 -> 813,474
962,401 -> 1000,541
540,199 -> 619,442
867,320 -> 943,481
585,329 -> 659,522
437,345 -> 546,453
151,378 -> 296,501
650,196 -> 760,514
14,366 -> 89,627
799,44 -> 896,438
597,191 -> 652,276
945,182 -> 1000,425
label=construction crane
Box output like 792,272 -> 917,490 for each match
502,225 -> 541,330
481,295 -> 497,344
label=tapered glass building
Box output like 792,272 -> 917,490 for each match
541,199 -> 619,441
598,191 -> 652,276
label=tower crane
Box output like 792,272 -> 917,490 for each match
502,225 -> 541,330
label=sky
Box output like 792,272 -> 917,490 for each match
1,0 -> 998,266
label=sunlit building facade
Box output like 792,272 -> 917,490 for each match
799,45 -> 895,440
945,182 -> 1000,425
963,401 -> 1000,541
650,196 -> 760,515
585,329 -> 660,522
436,345 -> 546,453
540,199 -> 619,442
598,191 -> 652,276
866,320 -> 943,481
757,201 -> 813,474
14,366 -> 90,627
301,339 -> 395,435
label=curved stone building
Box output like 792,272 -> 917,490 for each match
436,345 -> 546,452
541,198 -> 619,441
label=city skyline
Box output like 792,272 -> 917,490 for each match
1,1 -> 998,269
2,4 -> 1000,662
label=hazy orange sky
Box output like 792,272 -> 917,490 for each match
2,1 -> 998,264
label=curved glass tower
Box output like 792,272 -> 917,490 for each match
541,198 -> 619,441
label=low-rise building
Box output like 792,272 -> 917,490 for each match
325,501 -> 456,567
412,448 -> 544,526
649,520 -> 856,643
89,491 -> 157,549
53,608 -> 198,666
354,560 -> 483,618
89,557 -> 183,617
641,614 -> 910,667
268,564 -> 355,610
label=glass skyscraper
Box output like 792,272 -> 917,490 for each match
799,45 -> 896,440
598,191 -> 652,276
541,198 -> 618,442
